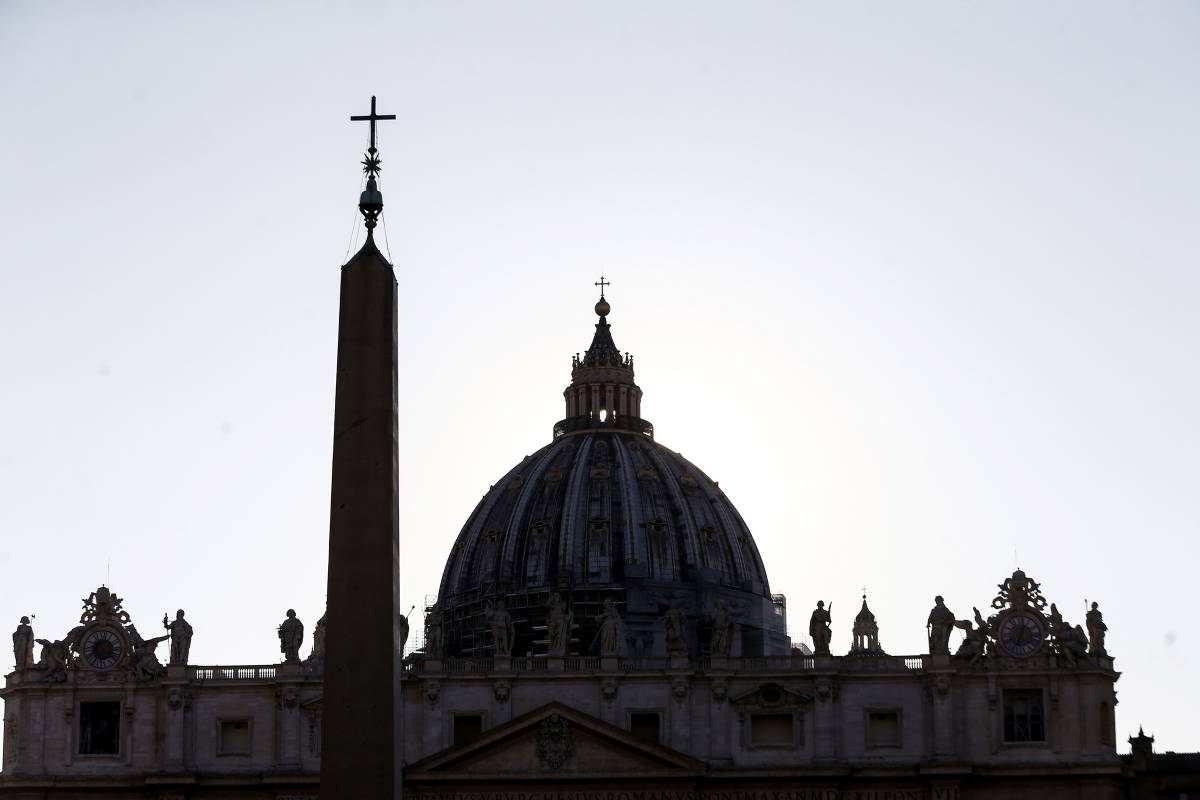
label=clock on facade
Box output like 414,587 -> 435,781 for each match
81,627 -> 125,670
999,613 -> 1044,657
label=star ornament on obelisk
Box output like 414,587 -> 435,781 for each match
321,95 -> 402,799
350,95 -> 397,234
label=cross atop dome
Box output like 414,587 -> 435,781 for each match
594,276 -> 612,317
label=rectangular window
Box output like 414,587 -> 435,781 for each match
629,712 -> 660,744
218,719 -> 252,755
750,713 -> 794,747
79,701 -> 121,755
452,714 -> 483,747
1003,689 -> 1045,743
866,711 -> 901,747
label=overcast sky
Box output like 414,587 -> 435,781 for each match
1,1 -> 1197,751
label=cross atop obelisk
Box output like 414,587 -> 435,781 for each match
350,96 -> 396,232
350,95 -> 396,162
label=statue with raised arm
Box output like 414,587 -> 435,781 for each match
13,616 -> 34,671
1048,603 -> 1088,667
486,599 -> 515,656
663,605 -> 688,657
35,638 -> 70,682
163,609 -> 193,666
400,606 -> 415,655
596,598 -> 623,656
808,601 -> 832,655
546,593 -> 572,656
710,602 -> 735,657
126,625 -> 169,682
277,609 -> 304,664
1086,602 -> 1107,657
954,607 -> 991,667
927,596 -> 956,656
424,604 -> 444,657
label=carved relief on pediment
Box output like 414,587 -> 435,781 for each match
731,681 -> 812,710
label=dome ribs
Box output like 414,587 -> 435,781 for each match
581,437 -> 613,584
433,435 -> 786,657
642,445 -> 704,580
614,436 -> 647,579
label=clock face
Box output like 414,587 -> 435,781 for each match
999,613 -> 1044,657
81,628 -> 125,670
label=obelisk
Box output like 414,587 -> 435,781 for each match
321,96 -> 401,798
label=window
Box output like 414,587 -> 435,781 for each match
452,714 -> 483,747
750,713 -> 794,747
218,719 -> 252,755
79,701 -> 121,755
866,711 -> 901,748
629,712 -> 660,744
1003,689 -> 1045,743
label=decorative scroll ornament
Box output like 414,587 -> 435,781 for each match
991,569 -> 1047,611
80,586 -> 130,625
536,713 -> 575,770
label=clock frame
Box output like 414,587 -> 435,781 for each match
80,625 -> 127,671
997,611 -> 1045,658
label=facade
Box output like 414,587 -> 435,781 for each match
1,112 -> 1192,800
6,291 -> 1181,800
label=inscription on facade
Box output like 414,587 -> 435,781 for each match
404,789 -> 960,800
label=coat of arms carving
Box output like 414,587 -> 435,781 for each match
536,713 -> 575,770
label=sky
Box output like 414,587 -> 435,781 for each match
1,1 -> 1198,752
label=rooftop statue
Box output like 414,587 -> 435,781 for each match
400,605 -> 415,655
126,625 -> 169,682
663,605 -> 688,657
546,593 -> 572,657
808,601 -> 832,655
1048,603 -> 1088,667
709,602 -> 734,657
1086,602 -> 1107,657
595,598 -> 623,657
485,599 -> 515,657
927,596 -> 956,656
954,607 -> 992,668
277,610 -> 304,665
425,604 -> 444,657
12,616 -> 34,671
163,609 -> 193,666
35,638 -> 70,683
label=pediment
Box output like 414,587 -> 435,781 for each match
730,682 -> 812,709
405,702 -> 704,781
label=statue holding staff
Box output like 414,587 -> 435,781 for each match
809,601 -> 832,655
163,609 -> 193,666
277,610 -> 304,664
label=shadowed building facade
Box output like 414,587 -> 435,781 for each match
0,292 -> 1162,800
1,103 -> 1195,800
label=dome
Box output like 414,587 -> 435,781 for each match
430,292 -> 789,658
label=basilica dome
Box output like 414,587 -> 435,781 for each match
431,293 -> 789,658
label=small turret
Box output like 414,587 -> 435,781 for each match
850,593 -> 886,655
555,278 -> 652,438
